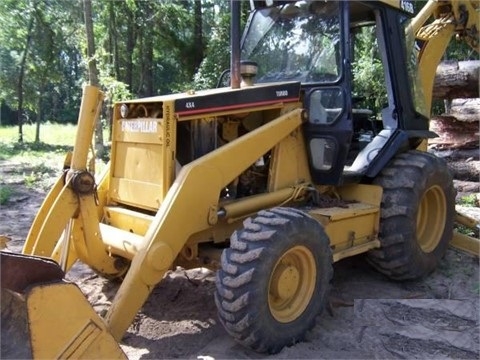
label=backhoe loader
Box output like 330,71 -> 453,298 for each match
2,0 -> 478,357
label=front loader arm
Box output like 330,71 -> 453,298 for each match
105,107 -> 304,340
22,86 -> 120,275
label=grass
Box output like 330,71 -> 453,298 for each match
473,282 -> 480,295
0,123 -> 109,190
458,194 -> 479,207
455,224 -> 477,237
0,122 -> 78,146
0,123 -> 77,161
0,185 -> 12,205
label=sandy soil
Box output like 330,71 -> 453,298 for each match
1,158 -> 479,359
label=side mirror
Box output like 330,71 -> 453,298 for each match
216,69 -> 231,88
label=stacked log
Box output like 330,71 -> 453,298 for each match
429,60 -> 479,150
432,60 -> 479,100
428,60 -> 479,197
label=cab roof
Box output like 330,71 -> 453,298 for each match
253,1 -> 416,16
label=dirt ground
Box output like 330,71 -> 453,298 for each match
1,156 -> 479,360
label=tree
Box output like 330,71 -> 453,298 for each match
0,0 -> 250,139
17,13 -> 35,142
83,0 -> 104,157
193,4 -> 230,89
0,0 -> 36,141
351,25 -> 387,112
0,0 -> 85,135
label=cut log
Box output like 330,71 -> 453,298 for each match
447,160 -> 480,182
449,98 -> 480,122
430,115 -> 479,149
454,180 -> 480,195
433,60 -> 479,100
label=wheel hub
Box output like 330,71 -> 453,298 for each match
268,245 -> 316,323
271,264 -> 300,300
417,185 -> 447,253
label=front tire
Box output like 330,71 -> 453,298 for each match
368,150 -> 455,280
215,207 -> 332,354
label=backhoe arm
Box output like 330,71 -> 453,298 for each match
412,0 -> 479,113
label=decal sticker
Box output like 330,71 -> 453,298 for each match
121,120 -> 158,133
400,0 -> 414,14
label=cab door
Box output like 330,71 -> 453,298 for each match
303,3 -> 353,185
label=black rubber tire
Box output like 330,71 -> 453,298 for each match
368,150 -> 455,280
215,207 -> 333,354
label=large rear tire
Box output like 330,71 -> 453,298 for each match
215,207 -> 332,354
368,150 -> 455,280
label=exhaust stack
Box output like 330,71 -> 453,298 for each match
230,0 -> 241,89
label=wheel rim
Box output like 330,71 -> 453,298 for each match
268,245 -> 316,323
416,185 -> 447,253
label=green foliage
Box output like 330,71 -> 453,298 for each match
455,225 -> 476,237
23,171 -> 38,188
0,0 -> 475,135
22,162 -> 54,188
352,26 -> 388,112
459,194 -> 479,207
0,186 -> 12,205
0,0 -> 84,128
193,12 -> 231,89
473,283 -> 480,295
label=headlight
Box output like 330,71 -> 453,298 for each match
120,104 -> 129,118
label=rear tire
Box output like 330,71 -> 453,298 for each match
215,207 -> 332,354
368,150 -> 455,280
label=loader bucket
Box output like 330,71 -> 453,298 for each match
0,251 -> 126,359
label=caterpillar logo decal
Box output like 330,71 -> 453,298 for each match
121,120 -> 158,133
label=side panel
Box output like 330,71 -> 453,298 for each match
109,101 -> 176,211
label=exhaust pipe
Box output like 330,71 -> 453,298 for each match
230,0 -> 241,89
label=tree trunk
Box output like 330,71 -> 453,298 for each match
33,5 -> 55,144
84,0 -> 104,158
109,1 -> 120,80
432,60 -> 479,100
35,90 -> 42,143
17,15 -> 35,143
125,7 -> 135,92
193,0 -> 203,73
140,1 -> 154,97
144,33 -> 154,96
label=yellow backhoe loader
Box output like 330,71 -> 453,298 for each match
1,0 -> 478,358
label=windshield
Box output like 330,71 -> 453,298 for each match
241,1 -> 342,84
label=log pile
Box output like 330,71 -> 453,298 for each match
429,60 -> 479,150
428,60 -> 479,198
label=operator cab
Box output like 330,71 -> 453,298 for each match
241,0 -> 430,185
